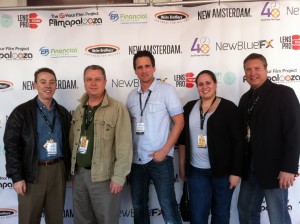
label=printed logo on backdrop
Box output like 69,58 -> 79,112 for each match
0,177 -> 13,190
111,78 -> 139,88
63,209 -> 73,218
198,7 -> 251,20
0,47 -> 33,60
39,46 -> 78,58
108,11 -> 147,24
261,1 -> 281,21
120,209 -> 134,218
191,36 -> 210,57
22,80 -> 78,90
242,68 -> 300,84
216,39 -> 273,51
215,72 -> 237,85
129,45 -> 182,55
120,208 -> 162,218
18,13 -> 42,29
174,72 -> 236,88
85,44 -> 120,57
0,208 -> 17,220
49,11 -> 102,28
0,14 -> 13,28
154,11 -> 189,24
286,4 -> 300,16
174,73 -> 196,88
280,35 -> 300,50
0,80 -> 14,92
41,209 -> 73,218
111,78 -> 166,88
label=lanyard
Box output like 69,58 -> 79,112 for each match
84,105 -> 96,133
247,94 -> 260,125
139,90 -> 152,117
200,96 -> 216,130
37,106 -> 56,134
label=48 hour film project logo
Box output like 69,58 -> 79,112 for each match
0,47 -> 33,60
261,1 -> 281,21
49,11 -> 102,28
191,36 -> 211,57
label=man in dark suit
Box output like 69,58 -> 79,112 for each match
237,53 -> 300,224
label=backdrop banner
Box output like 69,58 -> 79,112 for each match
0,1 -> 300,223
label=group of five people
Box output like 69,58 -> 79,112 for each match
4,51 -> 300,224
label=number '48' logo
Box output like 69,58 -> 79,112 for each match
191,37 -> 210,55
261,1 -> 280,18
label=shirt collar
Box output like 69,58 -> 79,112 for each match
36,97 -> 55,110
250,79 -> 269,97
81,91 -> 107,108
137,78 -> 157,94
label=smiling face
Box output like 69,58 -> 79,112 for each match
34,71 -> 57,103
196,73 -> 217,100
244,58 -> 268,90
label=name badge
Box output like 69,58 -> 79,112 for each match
44,139 -> 57,156
136,122 -> 145,135
198,135 -> 207,148
246,126 -> 251,142
78,135 -> 89,154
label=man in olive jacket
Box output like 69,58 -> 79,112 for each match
70,65 -> 132,224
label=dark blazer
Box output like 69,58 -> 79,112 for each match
178,98 -> 244,178
239,79 -> 300,189
4,96 -> 71,183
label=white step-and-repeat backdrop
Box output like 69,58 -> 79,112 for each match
0,1 -> 300,223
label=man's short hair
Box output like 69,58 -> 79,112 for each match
133,50 -> 155,70
34,67 -> 56,83
83,65 -> 106,80
243,53 -> 268,69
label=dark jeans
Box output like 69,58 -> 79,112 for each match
238,171 -> 291,224
187,165 -> 234,224
130,156 -> 182,224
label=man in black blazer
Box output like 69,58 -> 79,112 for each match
237,53 -> 300,224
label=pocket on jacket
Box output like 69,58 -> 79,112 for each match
101,121 -> 115,140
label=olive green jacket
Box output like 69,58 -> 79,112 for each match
70,91 -> 132,186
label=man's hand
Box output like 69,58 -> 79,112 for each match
229,175 -> 241,189
110,181 -> 123,194
13,180 -> 26,196
148,149 -> 167,162
278,171 -> 295,189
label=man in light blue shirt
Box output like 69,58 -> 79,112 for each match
126,50 -> 184,224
